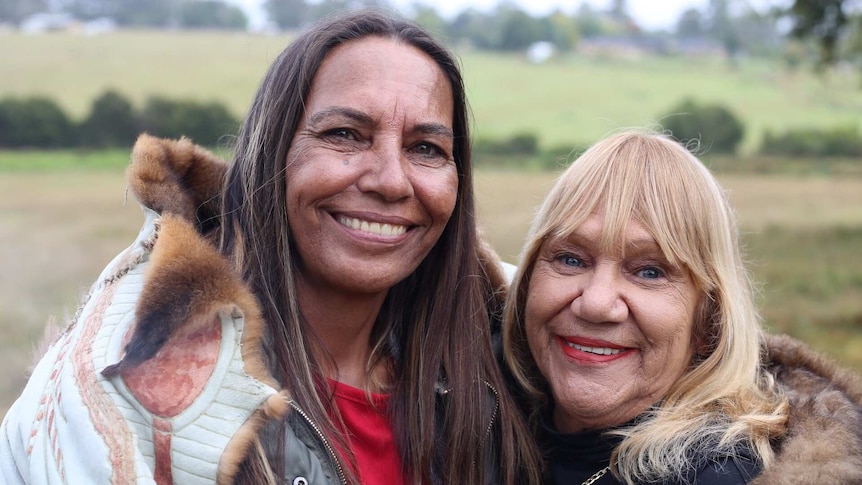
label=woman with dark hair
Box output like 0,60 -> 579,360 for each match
1,10 -> 541,485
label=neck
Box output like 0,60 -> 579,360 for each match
296,275 -> 390,391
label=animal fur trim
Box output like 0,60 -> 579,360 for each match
753,334 -> 862,483
126,133 -> 227,225
116,135 -> 287,481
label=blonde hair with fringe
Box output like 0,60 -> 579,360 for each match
503,129 -> 788,484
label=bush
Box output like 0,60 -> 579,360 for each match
660,99 -> 745,155
140,96 -> 239,147
474,132 -> 540,156
80,90 -> 139,148
0,96 -> 75,148
760,126 -> 862,158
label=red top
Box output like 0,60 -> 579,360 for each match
329,380 -> 406,485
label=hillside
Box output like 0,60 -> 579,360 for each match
1,30 -> 861,153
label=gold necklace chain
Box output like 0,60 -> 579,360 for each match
582,466 -> 610,485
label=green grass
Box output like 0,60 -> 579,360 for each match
1,30 -> 861,416
751,226 -> 862,367
1,31 -> 861,155
0,149 -> 131,171
1,156 -> 861,419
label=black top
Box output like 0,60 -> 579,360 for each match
540,417 -> 761,485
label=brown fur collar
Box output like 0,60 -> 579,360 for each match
126,133 -> 227,228
753,333 -> 862,483
103,135 -> 287,483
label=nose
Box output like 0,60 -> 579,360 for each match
356,141 -> 413,201
571,263 -> 628,324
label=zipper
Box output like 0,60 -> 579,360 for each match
436,380 -> 499,447
289,401 -> 347,485
480,380 -> 500,449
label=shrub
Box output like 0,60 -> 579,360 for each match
474,132 -> 540,156
0,96 -> 75,148
660,99 -> 745,155
80,90 -> 139,148
760,126 -> 862,158
140,96 -> 239,147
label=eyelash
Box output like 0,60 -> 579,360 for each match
320,129 -> 447,158
322,128 -> 357,141
411,141 -> 446,158
554,252 -> 668,281
555,252 -> 586,269
635,266 -> 665,279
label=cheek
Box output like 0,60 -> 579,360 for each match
523,277 -> 559,355
419,168 -> 458,221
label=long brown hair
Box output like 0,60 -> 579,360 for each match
220,9 -> 541,484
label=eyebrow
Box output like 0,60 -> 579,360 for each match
412,122 -> 454,140
564,229 -> 660,255
307,106 -> 454,140
307,106 -> 372,127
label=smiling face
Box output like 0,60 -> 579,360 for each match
285,36 -> 458,299
525,213 -> 700,433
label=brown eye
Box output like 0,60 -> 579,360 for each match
323,128 -> 355,141
412,142 -> 443,157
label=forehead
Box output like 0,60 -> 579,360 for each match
555,214 -> 661,256
305,36 -> 453,122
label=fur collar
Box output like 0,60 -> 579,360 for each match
753,334 -> 862,483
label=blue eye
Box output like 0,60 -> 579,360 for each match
637,266 -> 664,279
559,254 -> 583,267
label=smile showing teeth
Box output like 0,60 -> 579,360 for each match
338,216 -> 408,237
566,342 -> 622,356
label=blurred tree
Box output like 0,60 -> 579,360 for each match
412,5 -> 447,39
675,7 -> 706,38
264,0 -> 307,29
574,3 -> 603,38
706,0 -> 741,58
448,9 -> 498,49
847,14 -> 862,59
785,0 -> 859,67
112,0 -> 174,27
496,4 -> 544,51
543,10 -> 578,51
0,0 -> 48,24
51,0 -> 103,20
180,0 -> 247,30
609,0 -> 629,23
80,90 -> 138,148
305,0 -> 393,24
733,9 -> 782,57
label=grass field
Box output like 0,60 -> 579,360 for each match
1,30 -> 861,418
1,31 -> 862,153
1,151 -> 862,418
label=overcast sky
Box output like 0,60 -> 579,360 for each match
228,0 -> 735,32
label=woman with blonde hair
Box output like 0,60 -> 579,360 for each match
503,129 -> 862,484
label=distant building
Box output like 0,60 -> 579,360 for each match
577,36 -> 666,59
20,13 -> 75,33
527,41 -> 555,64
19,13 -> 116,35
